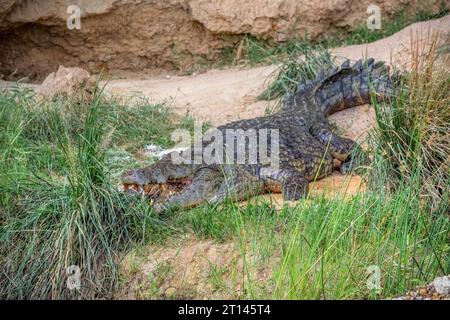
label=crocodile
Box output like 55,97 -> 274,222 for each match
121,59 -> 396,212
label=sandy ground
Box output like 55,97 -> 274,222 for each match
119,236 -> 274,299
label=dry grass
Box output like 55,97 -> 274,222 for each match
369,33 -> 449,210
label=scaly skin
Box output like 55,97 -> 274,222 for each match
121,59 -> 397,212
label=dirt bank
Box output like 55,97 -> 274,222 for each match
119,236 -> 273,299
0,0 -> 447,81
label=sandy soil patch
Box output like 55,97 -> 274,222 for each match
119,236 -> 275,299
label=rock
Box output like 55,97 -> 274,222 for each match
0,0 -> 448,80
394,275 -> 450,300
433,276 -> 450,296
419,288 -> 428,296
37,66 -> 95,100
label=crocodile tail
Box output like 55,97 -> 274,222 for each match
283,58 -> 400,115
317,58 -> 399,115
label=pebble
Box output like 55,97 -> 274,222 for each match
433,276 -> 450,296
394,275 -> 450,300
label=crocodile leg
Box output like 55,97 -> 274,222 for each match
260,167 -> 309,200
309,121 -> 365,174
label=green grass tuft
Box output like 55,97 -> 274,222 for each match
368,35 -> 449,211
0,88 -> 184,298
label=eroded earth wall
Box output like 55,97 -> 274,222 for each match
0,0 -> 447,81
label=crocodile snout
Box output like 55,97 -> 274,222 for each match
121,169 -> 148,185
121,168 -> 172,185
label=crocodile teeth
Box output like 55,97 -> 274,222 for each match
122,179 -> 190,201
149,185 -> 161,196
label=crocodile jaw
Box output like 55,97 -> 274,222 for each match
122,176 -> 193,200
